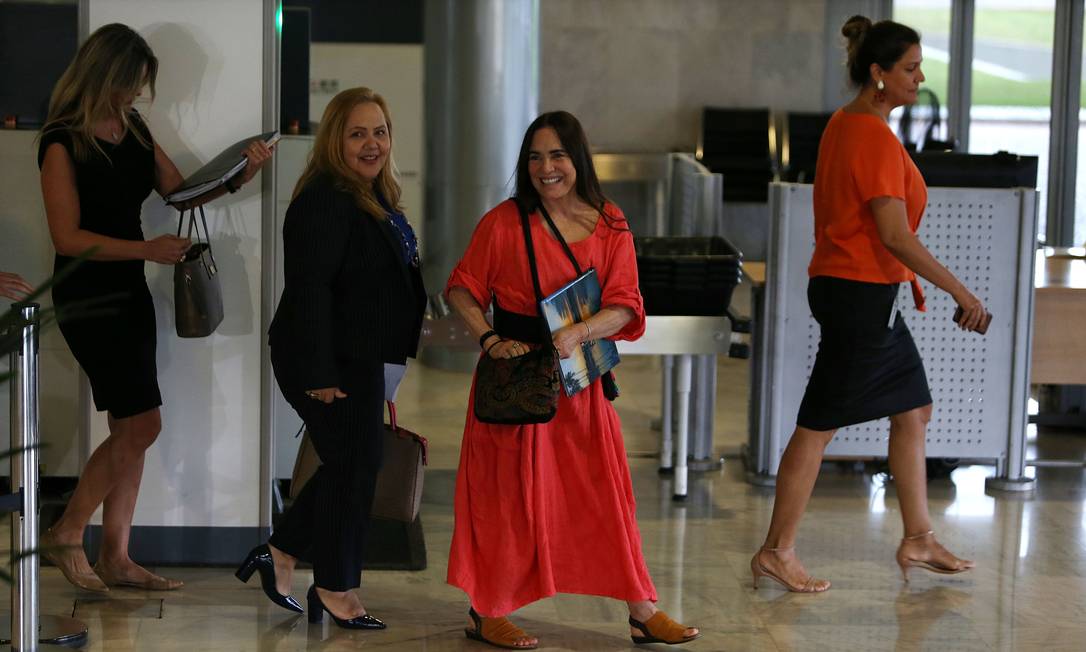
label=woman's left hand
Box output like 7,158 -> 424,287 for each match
553,324 -> 586,359
237,139 -> 275,185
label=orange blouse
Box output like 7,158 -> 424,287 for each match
808,109 -> 928,310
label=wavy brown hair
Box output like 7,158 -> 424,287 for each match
293,87 -> 402,218
40,23 -> 158,162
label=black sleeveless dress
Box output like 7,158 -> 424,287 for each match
37,114 -> 162,419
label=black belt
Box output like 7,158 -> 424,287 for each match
493,300 -> 548,345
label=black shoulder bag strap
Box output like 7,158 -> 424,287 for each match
516,202 -> 552,347
536,203 -> 583,276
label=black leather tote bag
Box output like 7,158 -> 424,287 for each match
174,205 -> 224,338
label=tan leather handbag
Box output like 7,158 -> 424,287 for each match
289,401 -> 427,522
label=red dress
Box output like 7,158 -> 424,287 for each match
445,199 -> 657,617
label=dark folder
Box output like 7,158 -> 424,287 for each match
165,130 -> 280,205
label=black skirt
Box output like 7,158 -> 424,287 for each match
55,282 -> 162,420
796,276 -> 932,431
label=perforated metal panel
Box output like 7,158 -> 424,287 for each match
757,183 -> 1036,475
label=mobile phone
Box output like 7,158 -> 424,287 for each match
953,306 -> 993,335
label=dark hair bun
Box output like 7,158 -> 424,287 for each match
842,16 -> 919,87
842,14 -> 872,47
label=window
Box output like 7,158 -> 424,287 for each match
894,0 -> 953,147
966,1 -> 1056,239
894,0 -> 953,108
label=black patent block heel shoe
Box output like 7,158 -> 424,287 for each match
235,544 -> 303,613
306,585 -> 386,629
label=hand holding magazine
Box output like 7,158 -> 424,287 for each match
165,131 -> 280,205
540,268 -> 620,397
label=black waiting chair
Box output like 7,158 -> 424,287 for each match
780,111 -> 833,183
696,107 -> 778,202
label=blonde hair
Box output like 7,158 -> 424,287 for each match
39,23 -> 158,162
293,87 -> 402,218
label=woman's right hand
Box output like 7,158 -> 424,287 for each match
0,271 -> 33,301
144,234 -> 192,264
487,339 -> 531,359
305,387 -> 348,404
953,289 -> 986,331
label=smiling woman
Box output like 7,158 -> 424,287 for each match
343,102 -> 390,180
443,111 -> 699,650
291,86 -> 404,223
252,85 -> 427,628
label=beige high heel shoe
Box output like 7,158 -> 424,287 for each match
750,546 -> 831,593
896,530 -> 975,582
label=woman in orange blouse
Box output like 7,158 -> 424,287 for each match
750,15 -> 987,593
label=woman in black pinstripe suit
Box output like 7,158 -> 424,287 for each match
235,87 -> 426,628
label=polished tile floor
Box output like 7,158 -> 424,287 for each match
4,335 -> 1086,650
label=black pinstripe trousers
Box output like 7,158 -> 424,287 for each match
269,347 -> 384,591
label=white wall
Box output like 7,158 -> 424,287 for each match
540,0 -> 830,152
86,0 -> 267,528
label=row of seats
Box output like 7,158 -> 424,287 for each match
696,108 -> 834,202
695,106 -> 1038,201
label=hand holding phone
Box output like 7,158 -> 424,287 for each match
953,306 -> 993,335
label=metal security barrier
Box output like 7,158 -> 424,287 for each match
1,303 -> 87,650
747,184 -> 1037,493
596,153 -> 748,497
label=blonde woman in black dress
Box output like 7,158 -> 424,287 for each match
38,23 -> 272,592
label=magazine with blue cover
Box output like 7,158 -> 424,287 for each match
540,268 -> 620,397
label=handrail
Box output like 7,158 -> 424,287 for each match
4,302 -> 89,650
9,303 -> 40,651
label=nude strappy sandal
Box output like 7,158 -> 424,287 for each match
750,546 -> 831,593
896,530 -> 975,581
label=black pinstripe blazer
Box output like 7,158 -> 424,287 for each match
269,174 -> 426,391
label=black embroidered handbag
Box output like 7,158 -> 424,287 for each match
472,204 -> 560,424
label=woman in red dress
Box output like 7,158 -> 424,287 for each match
445,111 -> 699,649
